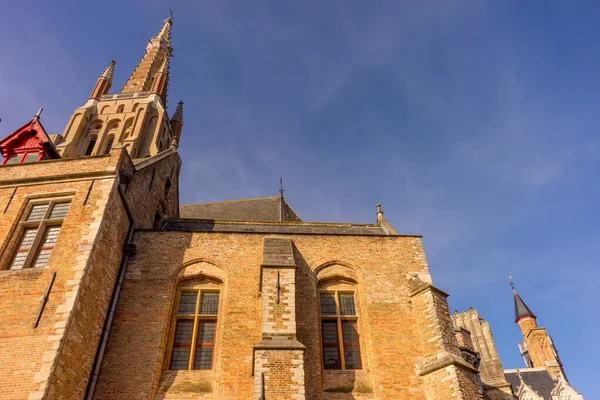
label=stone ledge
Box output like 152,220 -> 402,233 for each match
408,276 -> 449,298
416,351 -> 479,376
254,337 -> 306,351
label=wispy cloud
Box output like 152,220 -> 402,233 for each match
2,1 -> 599,395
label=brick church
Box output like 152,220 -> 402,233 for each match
0,17 -> 584,400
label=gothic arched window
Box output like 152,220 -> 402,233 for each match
169,279 -> 221,370
319,280 -> 362,370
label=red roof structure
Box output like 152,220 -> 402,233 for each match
0,113 -> 60,164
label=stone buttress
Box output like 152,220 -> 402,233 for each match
254,238 -> 305,399
409,276 -> 484,400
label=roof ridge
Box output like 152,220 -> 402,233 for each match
505,367 -> 548,373
172,218 -> 388,227
181,196 -> 280,207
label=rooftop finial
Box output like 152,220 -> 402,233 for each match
279,178 -> 284,199
376,203 -> 384,223
157,14 -> 173,45
34,108 -> 43,120
509,275 -> 516,292
100,60 -> 116,81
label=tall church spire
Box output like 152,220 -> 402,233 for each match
121,17 -> 173,94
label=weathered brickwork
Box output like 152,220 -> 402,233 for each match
0,154 -> 123,399
410,281 -> 483,400
0,144 -> 181,400
90,231 -> 479,400
261,268 -> 295,335
254,350 -> 305,400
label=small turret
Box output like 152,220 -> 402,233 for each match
89,60 -> 115,100
150,57 -> 169,103
510,280 -> 566,380
171,101 -> 184,143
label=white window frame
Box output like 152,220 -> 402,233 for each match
9,198 -> 71,270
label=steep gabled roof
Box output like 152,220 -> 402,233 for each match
0,116 -> 60,160
180,196 -> 302,222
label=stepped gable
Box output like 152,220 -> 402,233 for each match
179,196 -> 302,222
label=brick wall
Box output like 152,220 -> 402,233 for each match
93,232 -> 472,399
0,167 -> 118,399
0,148 -> 179,400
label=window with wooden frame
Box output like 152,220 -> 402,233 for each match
3,152 -> 39,164
319,288 -> 362,370
170,281 -> 221,370
9,199 -> 71,270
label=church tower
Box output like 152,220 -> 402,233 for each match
513,284 -> 566,381
0,15 -> 182,400
53,17 -> 183,160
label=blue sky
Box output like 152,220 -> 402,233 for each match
1,0 -> 598,395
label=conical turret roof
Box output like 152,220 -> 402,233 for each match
513,285 -> 536,322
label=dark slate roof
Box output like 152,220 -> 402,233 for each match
505,369 -> 556,399
180,196 -> 302,222
514,289 -> 536,321
161,219 -> 394,236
